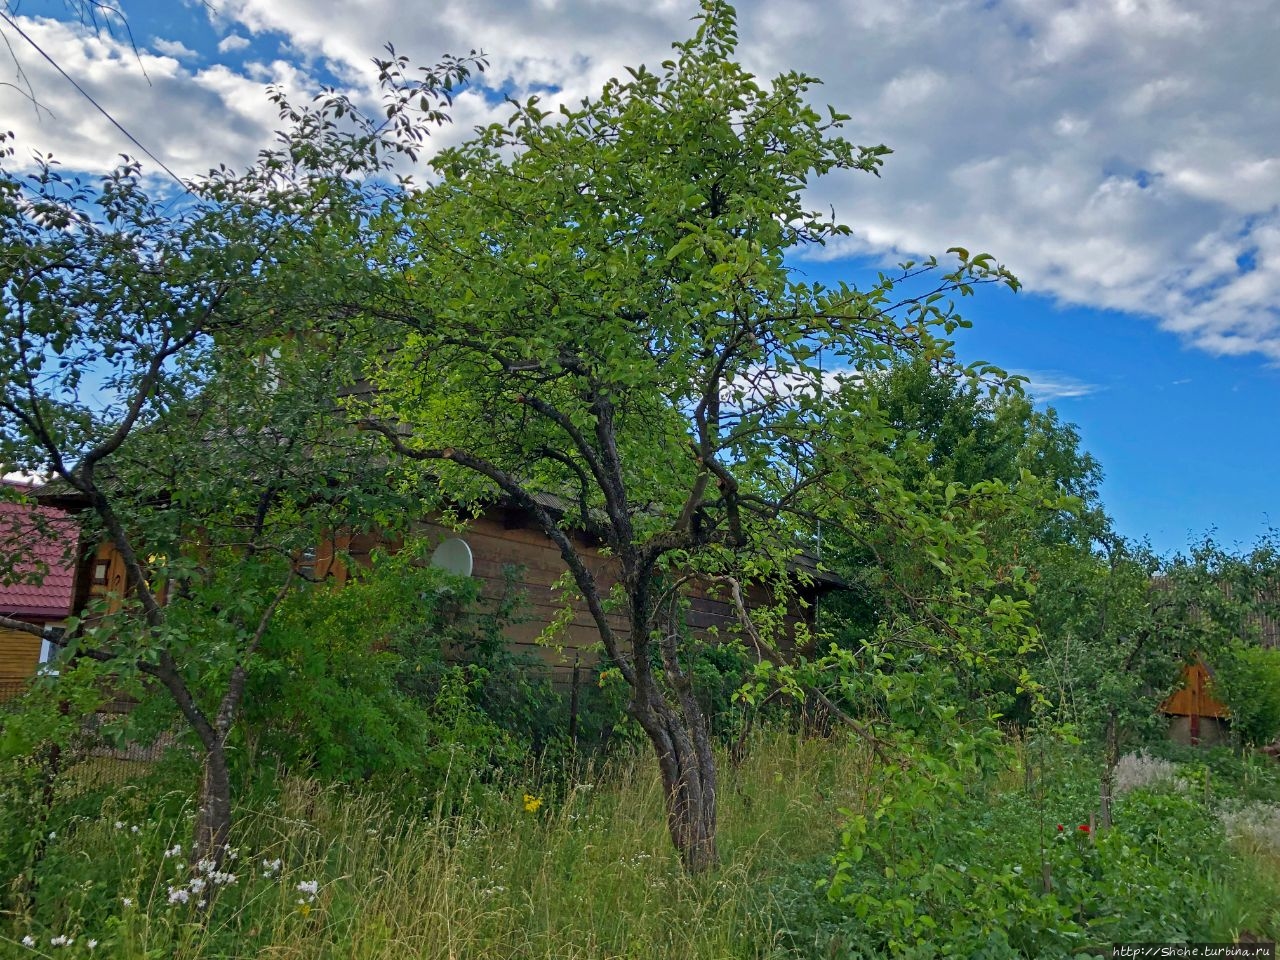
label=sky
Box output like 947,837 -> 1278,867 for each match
1,0 -> 1276,555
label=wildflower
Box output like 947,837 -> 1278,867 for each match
296,879 -> 319,902
121,898 -> 133,908
522,794 -> 544,814
163,844 -> 182,859
1078,824 -> 1091,834
130,825 -> 139,834
114,821 -> 124,830
21,936 -> 35,948
167,886 -> 190,905
50,935 -> 73,947
298,902 -> 312,917
189,877 -> 207,895
88,941 -> 98,950
262,858 -> 282,877
1056,824 -> 1064,832
47,831 -> 56,840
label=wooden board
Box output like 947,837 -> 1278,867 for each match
0,625 -> 42,679
1160,660 -> 1230,719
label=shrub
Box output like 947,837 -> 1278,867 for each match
1215,644 -> 1280,747
241,546 -> 528,799
1112,751 -> 1182,795
770,735 -> 1280,959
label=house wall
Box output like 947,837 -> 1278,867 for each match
0,626 -> 42,681
321,510 -> 816,688
1160,661 -> 1230,719
1167,714 -> 1230,748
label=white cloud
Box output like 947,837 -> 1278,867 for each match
5,0 -> 1280,365
217,33 -> 250,53
151,37 -> 198,60
0,17 -> 315,178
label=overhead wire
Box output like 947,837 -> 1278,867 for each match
0,7 -> 190,193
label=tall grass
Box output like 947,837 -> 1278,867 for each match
14,732 -> 1276,958
4,732 -> 874,959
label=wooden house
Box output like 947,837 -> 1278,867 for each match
1159,658 -> 1231,747
0,483 -> 77,699
1155,580 -> 1279,748
301,502 -> 837,689
27,480 -> 838,693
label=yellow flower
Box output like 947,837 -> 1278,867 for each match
522,793 -> 543,813
298,902 -> 312,918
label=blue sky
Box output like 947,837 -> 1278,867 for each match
2,0 -> 1277,555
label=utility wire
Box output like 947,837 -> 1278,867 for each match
0,8 -> 190,193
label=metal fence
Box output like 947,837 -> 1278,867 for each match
0,681 -> 180,791
0,677 -> 28,705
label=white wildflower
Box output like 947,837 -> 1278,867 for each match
88,941 -> 98,950
262,857 -> 282,877
21,936 -> 35,948
167,886 -> 190,905
114,821 -> 124,830
130,825 -> 139,834
163,843 -> 182,859
121,897 -> 133,908
296,879 -> 319,901
188,877 -> 206,895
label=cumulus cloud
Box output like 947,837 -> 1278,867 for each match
191,0 -> 1280,364
0,16 -> 316,178
217,33 -> 250,53
151,37 -> 198,60
4,0 -> 1280,365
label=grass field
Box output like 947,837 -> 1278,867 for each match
4,733 -> 1279,959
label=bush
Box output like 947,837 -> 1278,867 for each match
241,546 -> 527,799
766,735 -> 1280,959
1215,644 -> 1280,747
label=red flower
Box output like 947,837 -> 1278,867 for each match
1078,824 -> 1091,833
1056,824 -> 1064,832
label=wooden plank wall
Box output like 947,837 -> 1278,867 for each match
331,511 -> 812,688
0,625 -> 41,680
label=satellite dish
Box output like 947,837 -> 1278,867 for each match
430,538 -> 473,577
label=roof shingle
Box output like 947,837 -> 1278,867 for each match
0,486 -> 77,621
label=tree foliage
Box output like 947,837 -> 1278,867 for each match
276,1 -> 1035,871
0,50 -> 483,867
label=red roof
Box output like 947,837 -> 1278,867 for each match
0,487 -> 77,621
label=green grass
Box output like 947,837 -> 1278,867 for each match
2,732 -> 874,959
5,733 -> 1279,959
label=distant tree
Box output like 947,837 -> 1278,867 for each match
1033,533 -> 1280,825
820,357 -> 1105,666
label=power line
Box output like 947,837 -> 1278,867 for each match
0,8 -> 190,193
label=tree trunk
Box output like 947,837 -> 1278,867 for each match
1100,710 -> 1118,830
194,742 -> 233,866
633,678 -> 719,873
